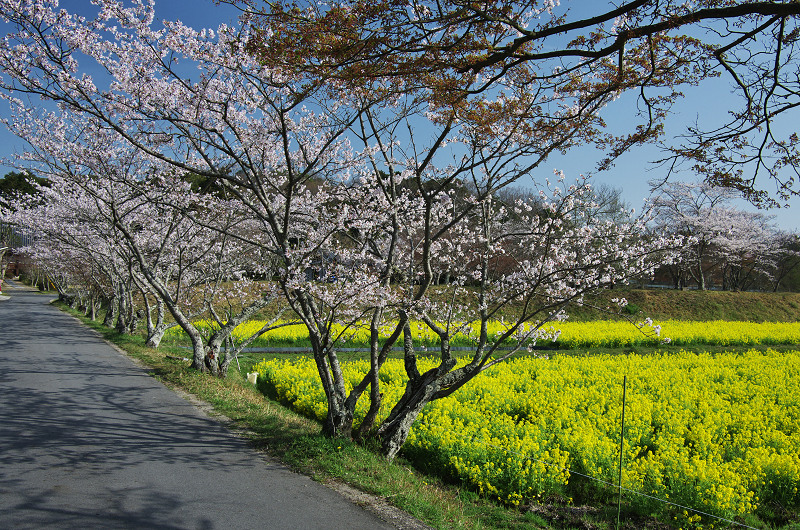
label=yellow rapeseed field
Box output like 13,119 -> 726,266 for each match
254,349 -> 800,522
171,319 -> 800,348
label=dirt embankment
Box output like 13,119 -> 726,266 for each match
569,289 -> 800,322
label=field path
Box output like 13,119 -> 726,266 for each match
0,281 -> 407,529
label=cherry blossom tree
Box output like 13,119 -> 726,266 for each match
0,0 -> 390,427
650,180 -> 784,291
0,171 -> 45,289
651,181 -> 737,289
368,177 -> 673,457
227,0 -> 800,447
769,232 -> 800,291
2,102 -> 285,375
8,164 -> 281,374
0,0 -> 678,457
714,208 -> 779,291
8,176 -> 137,316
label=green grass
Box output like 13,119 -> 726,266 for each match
567,289 -> 800,322
55,299 -> 800,529
360,287 -> 800,322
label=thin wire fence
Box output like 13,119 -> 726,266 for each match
469,435 -> 760,529
411,374 -> 762,530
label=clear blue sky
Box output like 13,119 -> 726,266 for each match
1,0 -> 797,230
545,77 -> 800,232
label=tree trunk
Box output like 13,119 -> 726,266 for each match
292,293 -> 356,437
376,371 -> 442,460
103,294 -> 118,327
354,345 -> 382,440
115,312 -> 129,334
115,287 -> 130,334
204,333 -> 225,377
185,324 -> 207,372
145,299 -> 167,348
142,288 -> 154,336
321,393 -> 354,439
129,309 -> 144,334
145,325 -> 169,348
375,316 -> 466,460
316,344 -> 355,438
202,295 -> 277,378
354,310 -> 405,440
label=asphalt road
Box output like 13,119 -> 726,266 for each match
0,281 -> 398,529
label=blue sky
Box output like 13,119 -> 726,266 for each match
1,0 -> 797,230
542,69 -> 800,231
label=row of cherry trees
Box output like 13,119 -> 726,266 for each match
3,109 -> 669,455
1,0 -> 796,457
651,181 -> 800,292
3,128 -> 284,375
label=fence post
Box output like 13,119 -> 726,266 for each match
616,375 -> 628,530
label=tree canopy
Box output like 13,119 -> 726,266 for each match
233,0 -> 800,206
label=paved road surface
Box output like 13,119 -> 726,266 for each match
0,281 -> 400,529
